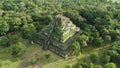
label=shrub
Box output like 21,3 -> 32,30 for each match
30,58 -> 38,65
8,34 -> 19,44
104,63 -> 116,68
0,36 -> 9,47
45,54 -> 51,60
95,65 -> 102,68
11,42 -> 26,56
21,24 -> 37,40
64,64 -> 72,68
102,55 -> 110,63
90,52 -> 99,63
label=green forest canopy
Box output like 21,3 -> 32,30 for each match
0,0 -> 120,68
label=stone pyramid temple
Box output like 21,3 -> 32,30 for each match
35,15 -> 80,58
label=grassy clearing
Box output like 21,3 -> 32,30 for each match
0,59 -> 22,68
23,43 -> 62,65
0,46 -> 22,68
0,37 -> 62,68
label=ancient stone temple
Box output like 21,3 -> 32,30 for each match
35,15 -> 80,58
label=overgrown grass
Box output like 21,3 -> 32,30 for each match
0,45 -> 22,68
0,37 -> 62,68
0,59 -> 22,68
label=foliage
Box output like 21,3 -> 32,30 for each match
90,52 -> 99,63
102,55 -> 110,64
80,62 -> 90,68
0,36 -> 9,47
95,65 -> 102,68
107,41 -> 120,62
71,41 -> 81,56
77,35 -> 89,48
104,63 -> 116,68
8,34 -> 19,44
0,0 -> 120,67
103,35 -> 111,43
89,63 -> 102,68
21,24 -> 37,40
30,58 -> 38,65
45,54 -> 51,60
64,64 -> 72,68
0,20 -> 9,35
76,65 -> 83,68
11,42 -> 26,56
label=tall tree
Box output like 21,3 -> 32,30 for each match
71,41 -> 81,56
21,24 -> 37,40
0,36 -> 9,47
0,19 -> 9,35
